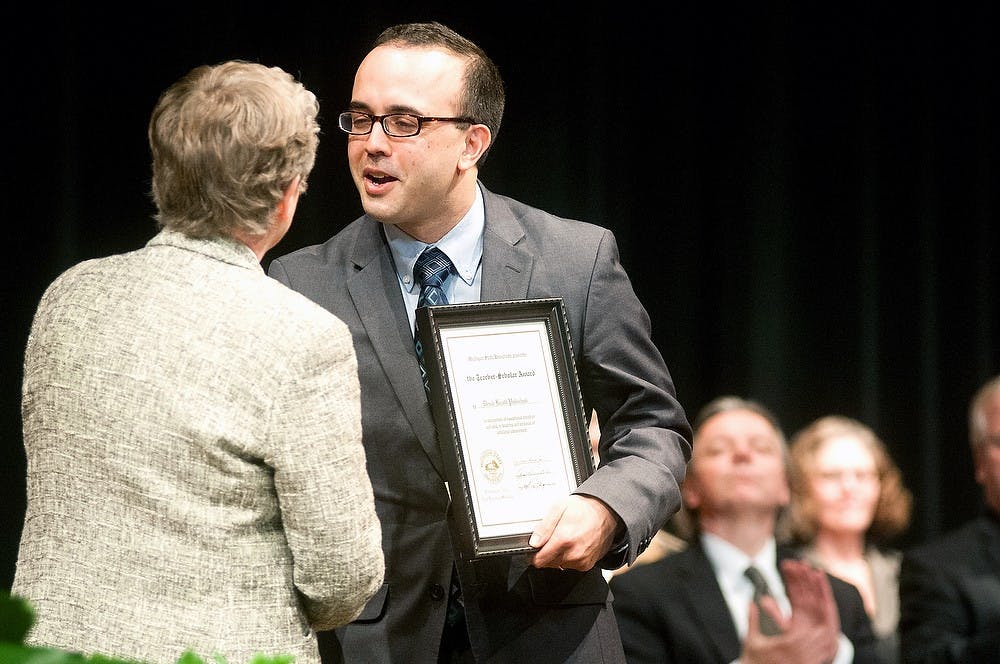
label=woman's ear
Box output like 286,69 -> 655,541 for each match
275,175 -> 302,226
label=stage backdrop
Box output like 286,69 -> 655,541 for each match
2,3 -> 997,589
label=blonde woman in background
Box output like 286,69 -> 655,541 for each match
789,415 -> 912,664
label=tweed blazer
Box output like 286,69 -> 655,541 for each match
898,512 -> 1000,663
13,230 -> 384,664
609,541 -> 879,664
268,183 -> 692,662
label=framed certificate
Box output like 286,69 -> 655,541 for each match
415,298 -> 595,559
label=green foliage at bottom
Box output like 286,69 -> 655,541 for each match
0,591 -> 295,664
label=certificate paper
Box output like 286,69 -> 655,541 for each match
415,299 -> 593,558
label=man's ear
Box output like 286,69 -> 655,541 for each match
458,124 -> 492,171
681,475 -> 701,510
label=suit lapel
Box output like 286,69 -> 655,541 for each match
346,221 -> 444,475
343,190 -> 540,476
480,187 -> 533,302
680,544 -> 742,661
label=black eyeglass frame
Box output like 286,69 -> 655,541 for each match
338,110 -> 478,137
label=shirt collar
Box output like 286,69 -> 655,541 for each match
146,229 -> 262,273
385,184 -> 485,294
701,532 -> 781,595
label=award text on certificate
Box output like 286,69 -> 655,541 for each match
439,321 -> 578,539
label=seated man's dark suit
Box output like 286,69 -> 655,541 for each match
898,512 -> 1000,664
609,541 -> 879,664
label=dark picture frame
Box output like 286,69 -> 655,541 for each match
415,298 -> 595,559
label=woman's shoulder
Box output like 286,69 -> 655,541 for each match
866,545 -> 902,574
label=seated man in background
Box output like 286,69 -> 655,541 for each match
898,374 -> 1000,663
610,396 -> 877,664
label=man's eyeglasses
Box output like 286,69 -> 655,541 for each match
338,111 -> 477,138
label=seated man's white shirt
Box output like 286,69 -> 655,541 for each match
700,532 -> 854,664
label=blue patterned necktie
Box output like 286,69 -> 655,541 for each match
414,246 -> 453,308
413,246 -> 454,392
412,247 -> 467,637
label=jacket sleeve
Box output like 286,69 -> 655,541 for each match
572,228 -> 692,567
267,315 -> 385,630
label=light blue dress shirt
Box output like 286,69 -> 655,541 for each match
385,184 -> 485,335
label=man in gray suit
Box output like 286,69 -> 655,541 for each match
12,60 -> 384,664
268,22 -> 691,663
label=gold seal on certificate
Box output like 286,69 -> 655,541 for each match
415,298 -> 594,559
480,449 -> 504,483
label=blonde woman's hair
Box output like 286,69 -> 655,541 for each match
788,415 -> 912,546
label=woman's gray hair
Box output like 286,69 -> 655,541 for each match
787,415 -> 912,546
148,60 -> 320,238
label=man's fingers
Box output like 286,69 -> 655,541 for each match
527,499 -> 567,567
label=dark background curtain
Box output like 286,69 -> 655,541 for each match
2,3 -> 996,589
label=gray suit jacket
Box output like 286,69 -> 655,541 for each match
268,184 -> 691,662
13,230 -> 384,664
